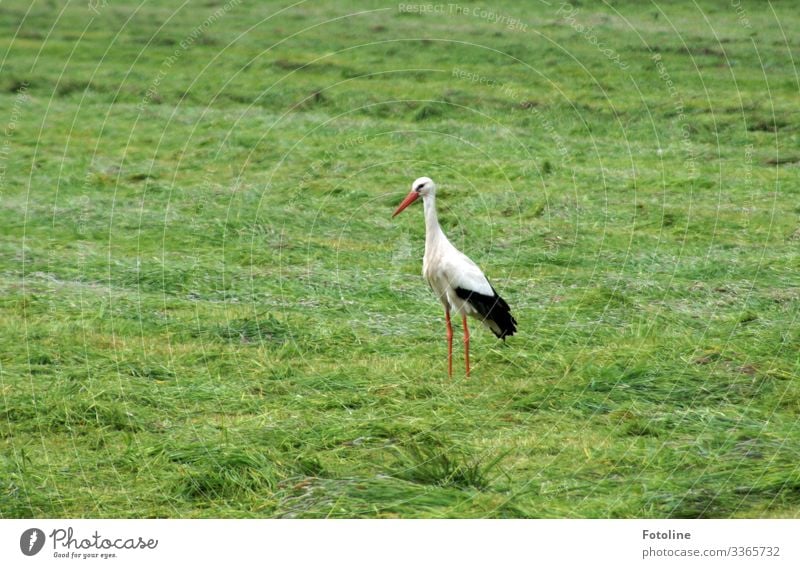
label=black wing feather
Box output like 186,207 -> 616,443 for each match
454,285 -> 517,340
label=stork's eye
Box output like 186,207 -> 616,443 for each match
415,183 -> 425,192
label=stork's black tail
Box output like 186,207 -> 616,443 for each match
454,286 -> 517,340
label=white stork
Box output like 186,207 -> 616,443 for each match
392,176 -> 517,377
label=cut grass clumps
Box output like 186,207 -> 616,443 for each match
198,314 -> 289,344
648,466 -> 800,518
151,439 -> 328,502
156,443 -> 283,500
274,475 -> 529,519
43,401 -> 145,434
4,390 -> 146,434
412,102 -> 446,122
390,437 -> 505,491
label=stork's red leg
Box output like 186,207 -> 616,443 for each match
445,310 -> 453,377
462,315 -> 470,378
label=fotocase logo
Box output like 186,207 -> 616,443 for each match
20,528 -> 45,556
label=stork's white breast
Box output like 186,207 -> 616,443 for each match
423,240 -> 493,315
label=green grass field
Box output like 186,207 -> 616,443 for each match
1,0 -> 799,518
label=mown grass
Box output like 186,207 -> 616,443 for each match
1,0 -> 799,518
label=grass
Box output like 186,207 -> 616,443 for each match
1,0 -> 799,518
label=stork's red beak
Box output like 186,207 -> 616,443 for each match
392,191 -> 420,217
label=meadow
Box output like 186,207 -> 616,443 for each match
1,0 -> 799,518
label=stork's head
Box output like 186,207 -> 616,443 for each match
392,177 -> 435,217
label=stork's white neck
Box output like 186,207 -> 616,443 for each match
422,193 -> 447,248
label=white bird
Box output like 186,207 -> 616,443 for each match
392,176 -> 517,377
